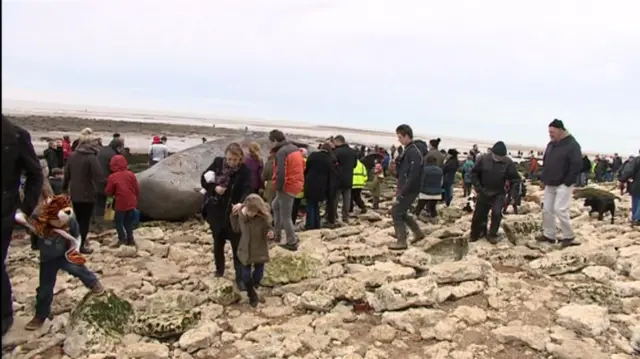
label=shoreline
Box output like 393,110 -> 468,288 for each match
3,108 -> 552,155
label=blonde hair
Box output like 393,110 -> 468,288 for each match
248,142 -> 262,162
243,194 -> 271,222
78,127 -> 94,144
225,143 -> 245,163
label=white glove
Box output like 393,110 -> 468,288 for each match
14,210 -> 27,225
199,188 -> 207,195
204,171 -> 216,184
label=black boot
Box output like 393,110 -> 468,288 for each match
246,280 -> 259,307
406,216 -> 425,243
388,222 -> 408,250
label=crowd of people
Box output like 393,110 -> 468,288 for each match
2,114 -> 639,336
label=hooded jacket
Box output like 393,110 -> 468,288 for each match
620,157 -> 640,197
63,143 -> 104,203
333,143 -> 358,189
104,155 -> 140,211
471,154 -> 521,197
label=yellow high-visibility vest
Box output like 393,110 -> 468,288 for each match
352,160 -> 368,189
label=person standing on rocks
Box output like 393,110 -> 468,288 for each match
332,135 -> 358,223
349,158 -> 368,214
537,119 -> 582,246
261,148 -> 276,204
104,155 -> 140,247
470,141 -> 520,244
200,143 -> 253,289
1,115 -> 43,337
63,128 -> 104,254
442,149 -> 460,207
43,140 -> 62,174
268,130 -> 304,251
244,142 -> 264,195
61,135 -> 73,164
148,136 -> 168,166
97,138 -> 124,218
619,154 -> 640,226
461,155 -> 475,197
426,138 -> 444,166
304,142 -> 334,229
388,124 -> 426,250
414,155 -> 443,223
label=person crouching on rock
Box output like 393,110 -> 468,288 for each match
15,195 -> 105,331
470,141 -> 521,244
104,155 -> 140,247
201,143 -> 253,290
230,194 -> 273,307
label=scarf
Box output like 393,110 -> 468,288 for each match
216,160 -> 240,188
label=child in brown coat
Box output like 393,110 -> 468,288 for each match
230,194 -> 274,307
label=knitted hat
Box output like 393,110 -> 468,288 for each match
549,119 -> 565,130
491,141 -> 508,157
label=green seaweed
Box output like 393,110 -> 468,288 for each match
72,293 -> 134,337
263,253 -> 320,286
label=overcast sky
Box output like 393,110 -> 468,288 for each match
2,0 -> 639,153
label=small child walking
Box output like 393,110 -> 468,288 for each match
16,195 -> 105,330
369,164 -> 384,209
230,194 -> 273,307
104,155 -> 140,247
415,156 -> 444,223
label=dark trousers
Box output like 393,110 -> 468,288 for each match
333,188 -> 351,221
305,200 -> 322,229
443,185 -> 453,207
212,228 -> 242,283
415,199 -> 438,217
349,188 -> 366,212
95,194 -> 107,218
1,218 -> 14,321
36,257 -> 98,319
470,193 -> 505,238
325,194 -> 337,224
241,263 -> 265,287
463,183 -> 472,197
114,210 -> 135,243
391,193 -> 422,240
292,198 -> 302,223
72,202 -> 94,247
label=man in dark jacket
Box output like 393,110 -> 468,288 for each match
612,153 -> 623,179
43,140 -> 63,174
619,155 -> 640,226
538,119 -> 582,246
96,138 -> 124,217
332,135 -> 358,223
1,116 -> 44,336
470,141 -> 520,244
388,124 -> 426,250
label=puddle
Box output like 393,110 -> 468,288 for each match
425,239 -> 463,264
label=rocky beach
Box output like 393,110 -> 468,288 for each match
2,174 -> 639,359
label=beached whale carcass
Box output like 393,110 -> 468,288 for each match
137,135 -> 310,220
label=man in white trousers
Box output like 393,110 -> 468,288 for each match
538,119 -> 583,247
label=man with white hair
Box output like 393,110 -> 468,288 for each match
537,119 -> 582,246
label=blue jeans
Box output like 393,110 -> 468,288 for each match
632,196 -> 640,221
36,257 -> 98,319
241,264 -> 265,287
443,185 -> 453,207
114,210 -> 135,242
305,200 -> 321,229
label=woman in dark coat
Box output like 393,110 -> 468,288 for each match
304,144 -> 335,229
442,149 -> 460,207
200,143 -> 252,290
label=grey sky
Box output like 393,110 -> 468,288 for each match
2,0 -> 639,153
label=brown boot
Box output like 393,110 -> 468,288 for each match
91,282 -> 106,296
24,317 -> 46,331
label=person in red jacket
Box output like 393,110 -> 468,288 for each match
61,135 -> 72,163
104,155 -> 140,246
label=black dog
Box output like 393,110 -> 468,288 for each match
584,197 -> 616,224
